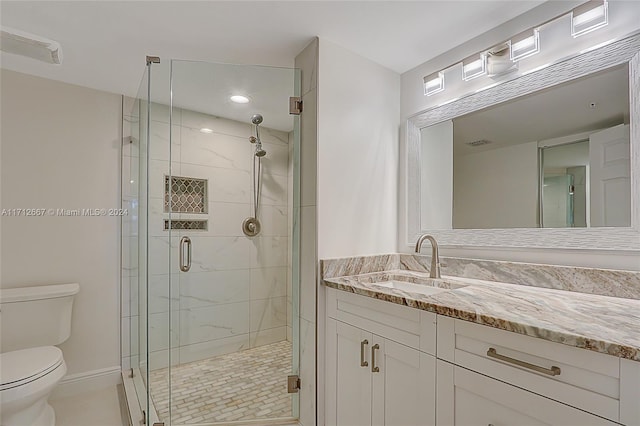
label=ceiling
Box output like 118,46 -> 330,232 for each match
453,64 -> 630,156
166,60 -> 297,131
0,1 -> 545,102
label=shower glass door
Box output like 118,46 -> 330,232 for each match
143,59 -> 301,425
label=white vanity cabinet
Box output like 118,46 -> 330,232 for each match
437,315 -> 640,426
325,288 -> 437,426
436,360 -> 618,426
324,287 -> 640,426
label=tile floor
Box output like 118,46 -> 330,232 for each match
50,385 -> 128,426
149,340 -> 293,424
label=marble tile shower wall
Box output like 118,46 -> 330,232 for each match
124,102 -> 292,370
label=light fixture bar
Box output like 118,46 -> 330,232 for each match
424,71 -> 445,96
419,1 -> 612,97
571,0 -> 608,37
462,53 -> 487,81
509,28 -> 540,61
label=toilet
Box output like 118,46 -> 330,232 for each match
0,283 -> 79,426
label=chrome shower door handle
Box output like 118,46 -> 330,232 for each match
180,236 -> 192,272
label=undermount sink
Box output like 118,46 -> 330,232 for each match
355,272 -> 467,297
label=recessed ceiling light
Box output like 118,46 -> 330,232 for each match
200,128 -> 213,134
230,95 -> 250,104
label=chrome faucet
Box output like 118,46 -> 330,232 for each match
414,234 -> 441,279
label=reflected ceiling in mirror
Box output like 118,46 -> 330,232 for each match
445,64 -> 630,229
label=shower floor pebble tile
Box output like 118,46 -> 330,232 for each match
149,340 -> 292,423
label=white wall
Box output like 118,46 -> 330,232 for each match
295,37 -> 319,426
1,70 -> 121,378
453,141 -> 538,229
398,1 -> 640,270
317,39 -> 400,259
542,140 -> 590,168
420,121 -> 453,229
313,38 -> 400,426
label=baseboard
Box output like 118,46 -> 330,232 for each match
51,366 -> 122,400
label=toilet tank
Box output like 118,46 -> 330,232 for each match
0,283 -> 79,353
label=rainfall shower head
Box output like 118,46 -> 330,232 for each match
251,114 -> 263,125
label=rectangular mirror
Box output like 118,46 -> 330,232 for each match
436,64 -> 630,230
406,34 -> 640,250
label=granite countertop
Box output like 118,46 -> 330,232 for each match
322,270 -> 640,361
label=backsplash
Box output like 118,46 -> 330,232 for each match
321,254 -> 640,300
321,254 -> 398,279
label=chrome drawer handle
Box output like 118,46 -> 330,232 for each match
360,339 -> 369,367
487,348 -> 561,376
371,344 -> 380,373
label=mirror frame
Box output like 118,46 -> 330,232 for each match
406,33 -> 640,251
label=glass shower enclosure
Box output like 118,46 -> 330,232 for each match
122,58 -> 301,425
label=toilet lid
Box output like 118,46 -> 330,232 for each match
0,346 -> 63,390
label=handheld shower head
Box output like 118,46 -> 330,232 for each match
251,114 -> 263,125
250,114 -> 266,157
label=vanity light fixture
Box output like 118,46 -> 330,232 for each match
571,0 -> 608,38
510,28 -> 540,62
462,53 -> 487,81
420,3 -> 614,96
424,71 -> 445,96
487,43 -> 518,77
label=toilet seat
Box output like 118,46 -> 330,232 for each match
0,346 -> 64,391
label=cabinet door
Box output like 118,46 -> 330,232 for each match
437,360 -> 617,426
325,318 -> 372,426
371,338 -> 436,426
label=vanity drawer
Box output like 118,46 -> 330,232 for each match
437,360 -> 618,426
326,287 -> 436,355
437,316 -> 621,423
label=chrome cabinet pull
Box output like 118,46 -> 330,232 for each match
487,347 -> 561,376
371,344 -> 380,373
180,236 -> 192,272
360,339 -> 369,367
